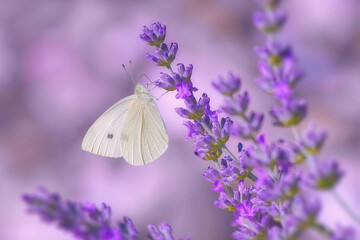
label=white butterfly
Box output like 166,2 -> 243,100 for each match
82,84 -> 169,166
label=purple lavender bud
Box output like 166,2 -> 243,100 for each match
299,123 -> 327,155
253,10 -> 286,34
146,52 -> 162,66
238,181 -> 257,201
156,72 -> 176,91
238,143 -> 243,152
203,167 -> 221,182
249,112 -> 264,132
245,136 -> 292,172
256,76 -> 275,95
119,216 -> 139,239
205,105 -> 221,122
288,196 -> 321,227
177,63 -> 185,76
256,172 -> 300,202
256,61 -> 297,99
175,107 -> 193,119
147,225 -> 162,239
175,81 -> 198,100
236,200 -> 257,218
272,82 -> 293,99
255,43 -> 292,67
160,42 -> 169,53
285,141 -> 306,164
220,117 -> 233,142
307,160 -> 344,189
168,42 -> 178,62
197,93 -> 210,110
175,63 -> 193,83
331,225 -> 356,240
148,222 -> 189,240
257,61 -> 274,80
173,73 -> 183,84
222,92 -> 250,116
148,222 -> 188,240
283,60 -> 304,87
194,134 -> 222,161
232,206 -> 272,239
183,120 -> 205,140
183,64 -> 193,82
176,94 -> 205,120
255,0 -> 282,9
267,227 -> 286,240
239,145 -> 256,169
180,94 -> 208,120
146,43 -> 178,67
269,98 -> 307,127
158,223 -> 174,239
140,22 -> 166,47
256,76 -> 293,99
231,112 -> 264,140
301,197 -> 321,218
175,82 -> 193,99
214,192 -> 238,212
211,179 -> 224,192
220,156 -> 247,182
212,72 -> 241,97
232,226 -> 257,240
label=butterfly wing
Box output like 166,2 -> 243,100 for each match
82,95 -> 137,158
120,99 -> 169,165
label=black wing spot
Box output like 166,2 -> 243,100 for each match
107,133 -> 114,139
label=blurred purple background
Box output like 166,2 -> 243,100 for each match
1,0 -> 360,239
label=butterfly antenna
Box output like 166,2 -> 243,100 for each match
128,60 -> 136,85
146,83 -> 157,91
141,73 -> 158,91
156,90 -> 170,101
141,73 -> 155,85
122,63 -> 136,87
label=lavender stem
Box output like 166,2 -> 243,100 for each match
331,190 -> 360,224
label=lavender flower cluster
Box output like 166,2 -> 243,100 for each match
139,1 -> 355,238
23,188 -> 189,240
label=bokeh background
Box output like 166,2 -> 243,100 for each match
1,0 -> 360,239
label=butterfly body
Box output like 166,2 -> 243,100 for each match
82,84 -> 168,166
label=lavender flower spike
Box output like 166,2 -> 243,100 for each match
212,72 -> 241,97
269,98 -> 307,127
299,122 -> 327,155
140,22 -> 166,47
222,92 -> 250,116
23,188 -> 189,240
22,187 -> 139,240
307,160 -> 344,190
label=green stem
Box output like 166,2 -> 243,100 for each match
166,65 -> 174,75
332,190 -> 360,223
291,126 -> 300,141
311,221 -> 333,237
